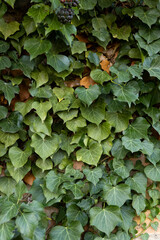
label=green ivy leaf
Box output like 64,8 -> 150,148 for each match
87,52 -> 100,66
113,159 -> 132,179
60,24 -> 77,46
106,112 -> 132,132
4,0 -> 15,8
87,121 -> 111,143
57,109 -> 78,123
27,3 -> 50,24
0,221 -> 15,240
71,41 -> 87,54
0,177 -> 16,196
31,133 -> 60,160
0,112 -> 23,133
67,205 -> 88,226
75,85 -> 101,106
111,81 -> 139,107
0,80 -> 19,104
143,56 -> 160,80
0,19 -> 19,39
125,172 -> 147,196
76,140 -> 103,166
16,212 -> 39,238
0,106 -> 8,120
120,206 -> 135,232
110,24 -> 131,41
79,0 -> 97,10
66,116 -> 86,133
147,148 -> 160,165
83,167 -> 102,186
103,184 -> 131,207
31,70 -> 49,88
90,206 -> 122,236
47,53 -> 70,73
123,117 -> 150,140
36,158 -> 53,172
132,194 -> 146,215
90,69 -> 112,85
111,139 -> 128,160
0,56 -> 11,71
139,25 -> 160,44
24,38 -> 52,60
60,133 -> 77,156
46,170 -> 63,193
122,137 -> 141,153
63,181 -> 84,199
0,129 -> 19,148
80,99 -> 106,125
8,145 -> 32,168
144,164 -> 160,181
12,55 -> 35,78
0,40 -> 10,53
22,16 -> 36,35
134,7 -> 159,28
32,101 -> 52,122
7,161 -> 31,182
0,201 -> 19,224
49,222 -> 83,240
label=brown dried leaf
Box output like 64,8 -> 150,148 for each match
64,78 -> 80,88
23,172 -> 35,186
75,34 -> 89,43
73,161 -> 84,171
100,59 -> 112,73
80,76 -> 96,89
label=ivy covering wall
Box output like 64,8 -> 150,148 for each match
0,0 -> 160,239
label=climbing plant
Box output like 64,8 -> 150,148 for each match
0,0 -> 160,239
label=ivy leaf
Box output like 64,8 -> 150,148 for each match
0,177 -> 16,196
22,16 -> 36,35
0,106 -> 8,120
144,164 -> 160,181
31,70 -> 49,88
12,55 -> 35,78
0,80 -> 19,104
66,205 -> 88,226
63,181 -> 84,199
134,7 -> 159,28
122,137 -> 141,153
57,109 -> 78,123
103,184 -> 131,207
139,26 -> 160,44
90,206 -> 122,236
79,0 -> 97,10
24,38 -> 52,60
83,167 -> 102,185
0,112 -> 23,133
60,24 -> 77,46
125,172 -> 147,196
143,56 -> 160,80
147,148 -> 160,165
71,41 -> 87,54
141,140 -> 154,156
88,52 -> 100,66
143,107 -> 160,124
106,112 -> 132,133
76,140 -> 103,166
113,159 -> 132,179
0,130 -> 19,148
60,133 -> 77,156
132,194 -> 146,215
32,101 -> 52,122
8,145 -> 32,168
36,158 -> 53,172
4,0 -> 16,8
27,3 -> 50,24
49,222 -> 83,240
0,201 -> 19,224
66,116 -> 86,133
46,170 -> 63,192
47,53 -> 70,73
123,117 -> 150,140
110,24 -> 131,41
0,56 -> 11,70
111,139 -> 128,160
135,33 -> 160,56
16,212 -> 39,239
75,85 -> 101,106
120,206 -> 135,232
80,99 -> 106,125
0,143 -> 7,157
7,161 -> 31,183
31,133 -> 60,160
0,221 -> 15,240
0,19 -> 19,39
0,40 -> 10,53
111,81 -> 139,107
87,121 -> 111,143
90,69 -> 112,85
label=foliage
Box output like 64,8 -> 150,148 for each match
0,0 -> 160,239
